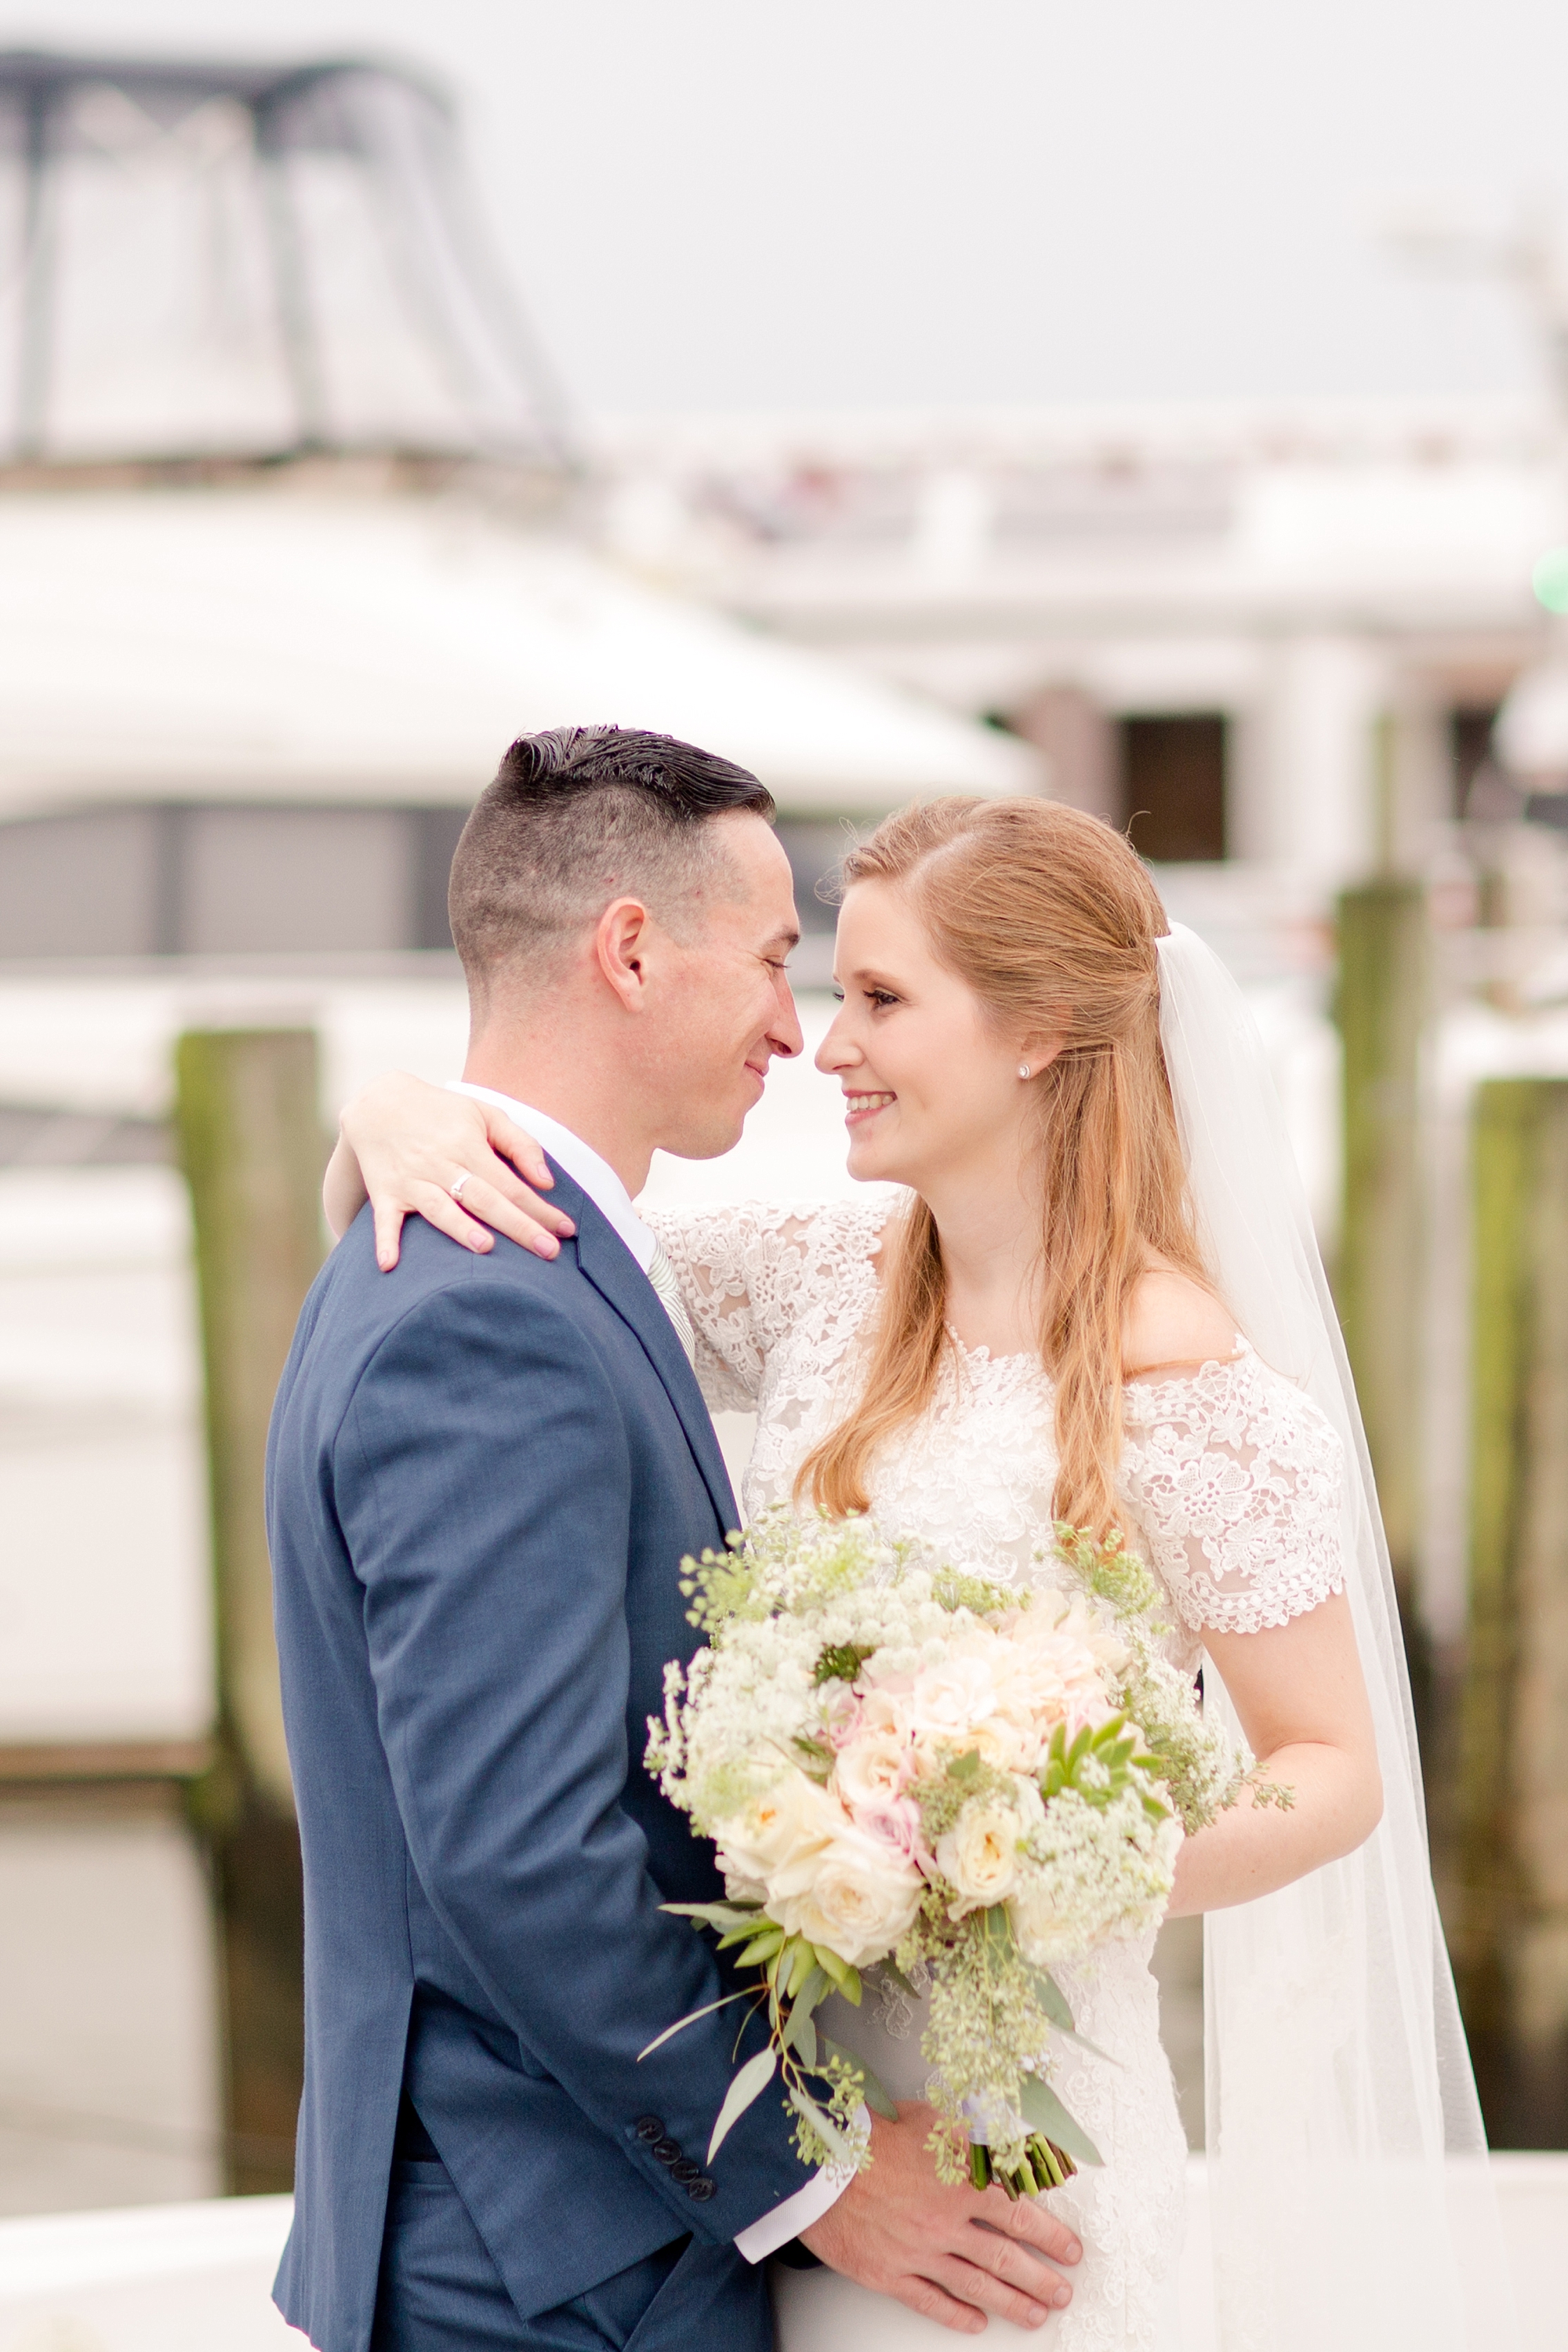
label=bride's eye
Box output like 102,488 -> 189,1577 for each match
868,989 -> 900,1009
830,986 -> 846,1004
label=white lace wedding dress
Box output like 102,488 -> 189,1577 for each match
648,1195 -> 1347,2352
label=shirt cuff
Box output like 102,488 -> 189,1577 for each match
732,2106 -> 866,2264
734,2163 -> 850,2264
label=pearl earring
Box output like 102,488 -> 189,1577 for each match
1018,1063 -> 1031,1080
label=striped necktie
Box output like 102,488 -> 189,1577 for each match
645,1238 -> 696,1365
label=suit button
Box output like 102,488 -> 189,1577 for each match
652,2137 -> 682,2165
634,2116 -> 663,2143
687,2177 -> 717,2202
671,2158 -> 702,2184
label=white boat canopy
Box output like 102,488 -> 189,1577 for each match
0,492 -> 1040,820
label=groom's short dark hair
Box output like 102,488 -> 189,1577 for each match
448,726 -> 775,1000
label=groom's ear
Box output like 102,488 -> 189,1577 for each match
593,895 -> 657,1012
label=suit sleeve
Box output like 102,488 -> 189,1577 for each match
333,1272 -> 816,2242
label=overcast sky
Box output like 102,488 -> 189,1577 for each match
14,0 -> 1568,419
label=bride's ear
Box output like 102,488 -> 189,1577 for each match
1017,1033 -> 1064,1080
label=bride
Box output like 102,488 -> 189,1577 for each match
325,795 -> 1497,2350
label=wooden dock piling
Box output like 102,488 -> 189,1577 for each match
1457,1077 -> 1568,2145
1334,880 -> 1429,1617
174,1029 -> 326,2192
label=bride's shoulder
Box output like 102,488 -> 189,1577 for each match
1121,1262 -> 1242,1384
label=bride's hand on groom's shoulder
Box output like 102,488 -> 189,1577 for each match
799,2100 -> 1080,2336
326,1072 -> 575,1271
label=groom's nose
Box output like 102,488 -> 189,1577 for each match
767,989 -> 804,1061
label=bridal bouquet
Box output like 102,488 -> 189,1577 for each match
645,1513 -> 1259,2198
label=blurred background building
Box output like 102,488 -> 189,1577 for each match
1,21 -> 1566,2343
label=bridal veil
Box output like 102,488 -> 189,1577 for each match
1154,923 -> 1509,2351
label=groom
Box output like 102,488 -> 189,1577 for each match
266,728 -> 1081,2350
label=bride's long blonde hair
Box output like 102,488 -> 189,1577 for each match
796,796 -> 1206,1537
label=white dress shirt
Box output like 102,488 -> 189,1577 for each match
447,1083 -> 850,2263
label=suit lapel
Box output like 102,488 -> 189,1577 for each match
547,1161 -> 739,1537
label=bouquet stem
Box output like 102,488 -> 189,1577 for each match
970,2132 -> 1078,2199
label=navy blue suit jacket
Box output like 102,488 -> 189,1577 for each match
265,1167 -> 814,2352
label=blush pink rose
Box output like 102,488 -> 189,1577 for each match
851,1794 -> 935,1877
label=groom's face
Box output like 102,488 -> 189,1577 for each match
643,812 -> 804,1159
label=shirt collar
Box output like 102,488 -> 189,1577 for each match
445,1083 -> 655,1272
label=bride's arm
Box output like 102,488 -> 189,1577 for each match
1165,1592 -> 1381,1915
324,1073 -> 576,1269
1120,1266 -> 1382,1918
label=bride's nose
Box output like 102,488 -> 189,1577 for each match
815,1008 -> 858,1076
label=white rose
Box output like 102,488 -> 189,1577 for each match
967,1710 -> 1042,1773
1007,1874 -> 1074,1966
833,1731 -> 911,1812
714,1771 -> 840,1890
935,1790 -> 1039,1916
771,1824 -> 924,1968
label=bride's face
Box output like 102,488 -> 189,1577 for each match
816,879 -> 1045,1192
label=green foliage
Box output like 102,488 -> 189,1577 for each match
1052,1523 -> 1258,1835
1040,1715 -> 1171,1823
913,1750 -> 1018,1845
678,1537 -> 770,1633
1052,1521 -> 1165,1625
931,1566 -> 1019,1617
914,1905 -> 1090,2183
1244,1771 -> 1297,1813
647,1914 -> 876,2177
813,1640 -> 876,1687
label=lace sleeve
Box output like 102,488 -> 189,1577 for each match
644,1198 -> 893,1416
1116,1345 -> 1347,1635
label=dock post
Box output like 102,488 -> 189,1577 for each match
174,1029 -> 325,2192
1334,880 -> 1428,1621
1457,1076 -> 1568,2144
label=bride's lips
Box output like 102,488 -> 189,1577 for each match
844,1089 -> 895,1128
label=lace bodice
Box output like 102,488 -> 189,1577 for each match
646,1195 -> 1346,1668
646,1195 -> 1347,2351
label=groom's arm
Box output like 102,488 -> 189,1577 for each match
334,1265 -> 821,2245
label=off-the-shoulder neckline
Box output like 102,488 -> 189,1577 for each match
946,1328 -> 1253,1385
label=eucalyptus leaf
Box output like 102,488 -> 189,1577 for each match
662,1900 -> 763,1929
1025,1965 -> 1120,2060
706,2046 -> 777,2163
1018,2075 -> 1104,2168
981,1904 -> 1017,1955
783,2007 -> 818,2068
1054,2025 -> 1119,2067
637,1988 -> 751,2061
877,1958 -> 918,1998
1031,1969 -> 1076,2033
792,1965 -> 830,2023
